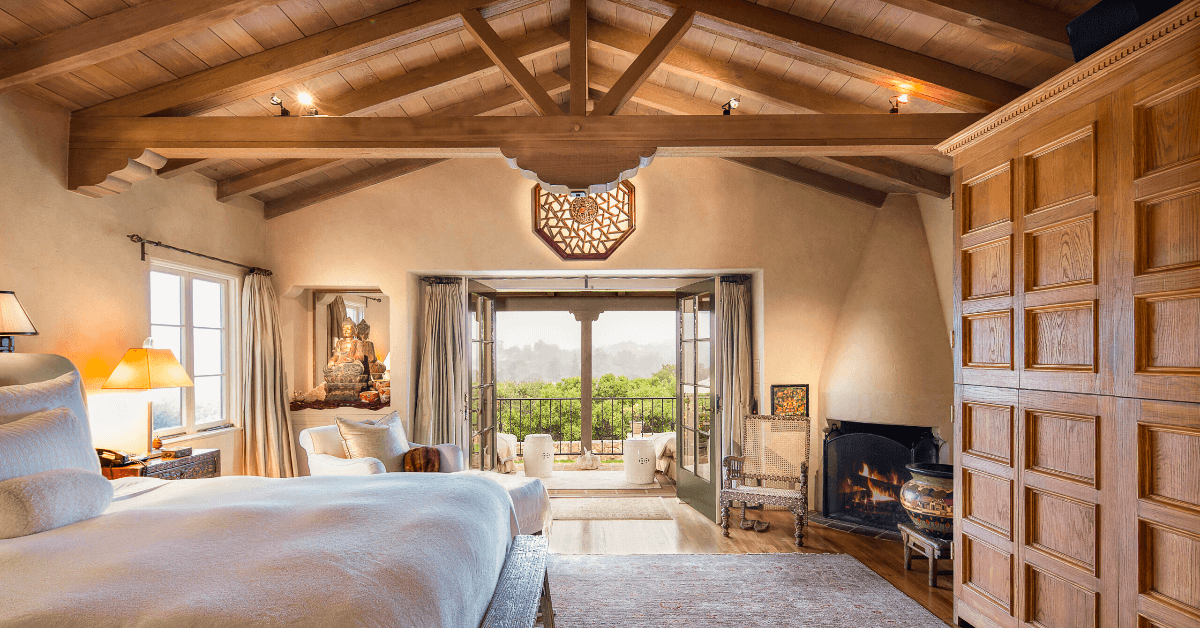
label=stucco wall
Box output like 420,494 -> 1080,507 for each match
916,194 -> 955,341
0,92 -> 267,472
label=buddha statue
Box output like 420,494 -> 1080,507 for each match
323,317 -> 369,402
356,320 -> 386,377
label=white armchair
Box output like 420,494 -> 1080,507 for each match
298,424 -> 465,476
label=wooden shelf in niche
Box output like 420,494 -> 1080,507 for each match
1135,288 -> 1200,375
1136,184 -> 1200,276
1025,125 -> 1097,216
1138,422 -> 1200,516
962,162 -> 1013,236
963,237 -> 1013,300
964,310 -> 1014,369
1024,301 -> 1098,373
1025,214 -> 1096,292
1025,409 -> 1099,488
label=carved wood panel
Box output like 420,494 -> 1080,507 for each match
1136,289 -> 1200,376
963,533 -> 1015,614
965,468 -> 1014,538
1024,564 -> 1099,628
1140,521 -> 1200,618
965,401 -> 1015,465
965,237 -> 1014,300
1140,423 -> 1200,515
1026,487 -> 1099,575
1137,188 -> 1200,275
1025,301 -> 1097,372
1027,409 -> 1099,487
964,163 -> 1014,235
1139,82 -> 1200,175
1027,127 -> 1097,214
966,310 -> 1014,369
1026,214 -> 1095,291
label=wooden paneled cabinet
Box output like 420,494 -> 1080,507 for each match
942,3 -> 1200,627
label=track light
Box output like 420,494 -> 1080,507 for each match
889,93 -> 909,114
269,93 -> 290,117
722,98 -> 740,115
296,92 -> 319,116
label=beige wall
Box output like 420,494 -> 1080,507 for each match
265,156 -> 958,498
916,194 -> 955,341
0,92 -> 267,473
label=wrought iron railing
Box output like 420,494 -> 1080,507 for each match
498,397 -> 675,456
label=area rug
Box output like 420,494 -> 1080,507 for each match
518,470 -> 664,490
551,498 -> 673,521
547,554 -> 948,627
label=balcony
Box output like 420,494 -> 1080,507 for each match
498,396 -> 674,456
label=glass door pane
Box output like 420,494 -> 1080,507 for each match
676,278 -> 718,522
468,291 -> 497,471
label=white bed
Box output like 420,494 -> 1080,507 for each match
0,354 -> 551,628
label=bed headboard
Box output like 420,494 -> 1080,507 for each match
0,353 -> 88,402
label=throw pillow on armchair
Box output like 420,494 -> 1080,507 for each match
402,447 -> 440,472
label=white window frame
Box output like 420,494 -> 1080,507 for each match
149,258 -> 241,438
344,298 -> 366,324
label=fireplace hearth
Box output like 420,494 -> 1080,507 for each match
821,420 -> 942,536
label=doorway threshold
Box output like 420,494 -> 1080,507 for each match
510,469 -> 676,496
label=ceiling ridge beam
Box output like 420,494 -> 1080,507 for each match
587,66 -> 949,197
264,159 -> 447,219
591,7 -> 694,116
0,0 -> 287,94
320,24 -> 569,117
881,0 -> 1074,60
722,157 -> 888,207
619,0 -> 1027,111
461,9 -> 563,116
218,72 -> 570,200
587,19 -> 875,115
569,0 -> 588,115
75,0 -> 548,118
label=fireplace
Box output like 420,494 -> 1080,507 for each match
821,420 -> 942,533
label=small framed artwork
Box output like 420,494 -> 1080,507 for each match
770,384 -> 809,416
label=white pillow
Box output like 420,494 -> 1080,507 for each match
0,407 -> 102,481
0,468 -> 114,539
335,412 -> 410,472
0,371 -> 90,432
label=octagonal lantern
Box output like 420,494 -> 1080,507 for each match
532,181 -> 635,260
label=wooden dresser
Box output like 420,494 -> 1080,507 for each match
939,3 -> 1200,628
103,449 -> 221,480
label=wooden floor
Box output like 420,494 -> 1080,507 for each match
547,495 -> 954,625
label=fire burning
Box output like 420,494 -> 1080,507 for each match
839,462 -> 904,516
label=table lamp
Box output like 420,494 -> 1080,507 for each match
0,291 -> 37,353
102,338 -> 193,457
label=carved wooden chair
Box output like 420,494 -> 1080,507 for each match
720,414 -> 811,547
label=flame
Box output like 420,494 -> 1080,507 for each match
840,462 -> 903,505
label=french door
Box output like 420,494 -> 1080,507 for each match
468,289 -> 497,471
677,278 -> 719,521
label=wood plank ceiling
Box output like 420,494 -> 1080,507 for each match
0,0 -> 1100,216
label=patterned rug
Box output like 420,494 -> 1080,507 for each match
551,498 -> 673,521
547,554 -> 948,627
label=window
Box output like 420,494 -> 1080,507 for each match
345,301 -> 365,324
148,261 -> 238,436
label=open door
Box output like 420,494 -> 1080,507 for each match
676,278 -> 719,521
468,284 -> 497,471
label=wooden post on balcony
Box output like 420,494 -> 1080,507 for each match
573,310 -> 600,454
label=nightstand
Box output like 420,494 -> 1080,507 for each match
103,449 -> 221,480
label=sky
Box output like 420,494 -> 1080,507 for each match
496,310 -> 675,349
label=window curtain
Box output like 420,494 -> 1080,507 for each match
413,278 -> 469,448
718,277 -> 753,459
241,271 -> 298,478
328,295 -> 347,352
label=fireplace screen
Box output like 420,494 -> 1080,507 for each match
822,424 -> 939,530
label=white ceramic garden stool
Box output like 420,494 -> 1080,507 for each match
523,434 -> 555,478
624,437 -> 656,485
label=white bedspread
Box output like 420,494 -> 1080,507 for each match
0,473 -> 517,628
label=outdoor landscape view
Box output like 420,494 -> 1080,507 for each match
495,311 -> 677,450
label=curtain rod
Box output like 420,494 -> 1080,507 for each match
128,234 -> 271,276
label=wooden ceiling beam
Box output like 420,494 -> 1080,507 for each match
591,8 -> 695,116
460,9 -> 563,116
75,0 -> 547,118
320,24 -> 569,117
881,0 -> 1074,60
264,159 -> 447,219
569,0 -> 589,115
638,0 -> 1027,111
588,20 -> 875,115
587,64 -> 949,197
219,73 -> 570,200
0,0 -> 286,94
69,113 -> 983,191
723,157 -> 888,207
825,156 -> 951,198
156,158 -> 215,179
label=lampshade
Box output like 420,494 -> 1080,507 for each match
103,339 -> 193,390
0,291 -> 37,335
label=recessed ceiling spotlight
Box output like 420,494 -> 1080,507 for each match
722,98 -> 740,115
